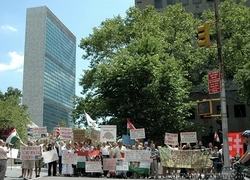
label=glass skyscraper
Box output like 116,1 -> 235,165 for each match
22,6 -> 76,132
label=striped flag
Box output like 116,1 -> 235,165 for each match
6,129 -> 20,145
53,125 -> 60,140
127,119 -> 136,135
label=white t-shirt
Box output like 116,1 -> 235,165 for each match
101,145 -> 110,156
114,145 -> 126,159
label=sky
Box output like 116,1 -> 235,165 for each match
0,0 -> 135,96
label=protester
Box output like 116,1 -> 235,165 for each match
0,139 -> 10,180
114,139 -> 126,159
20,140 -> 35,180
56,141 -> 65,176
149,143 -> 159,179
100,141 -> 111,176
46,141 -> 58,176
62,141 -> 74,176
34,139 -> 43,177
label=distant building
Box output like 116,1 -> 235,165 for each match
22,6 -> 76,132
135,0 -> 250,18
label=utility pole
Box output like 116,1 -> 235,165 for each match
214,0 -> 230,169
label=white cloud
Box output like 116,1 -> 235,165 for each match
0,52 -> 24,72
1,25 -> 17,32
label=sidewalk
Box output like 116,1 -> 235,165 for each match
6,164 -> 47,180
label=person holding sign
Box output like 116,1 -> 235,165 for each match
46,141 -> 58,176
62,141 -> 74,176
20,140 -> 35,180
149,143 -> 159,179
34,140 -> 43,178
0,139 -> 10,180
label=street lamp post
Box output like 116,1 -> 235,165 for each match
214,0 -> 230,169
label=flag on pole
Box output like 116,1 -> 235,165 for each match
53,125 -> 60,140
85,111 -> 97,127
6,129 -> 20,145
214,131 -> 220,143
127,119 -> 136,135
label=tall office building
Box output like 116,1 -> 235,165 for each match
22,6 -> 76,131
135,0 -> 250,18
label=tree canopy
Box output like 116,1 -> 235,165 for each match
73,0 -> 250,142
0,87 -> 31,141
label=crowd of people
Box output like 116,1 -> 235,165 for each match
3,130 -> 250,179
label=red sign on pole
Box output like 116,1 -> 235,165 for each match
208,70 -> 221,94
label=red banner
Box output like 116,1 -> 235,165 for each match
76,150 -> 100,156
228,132 -> 244,159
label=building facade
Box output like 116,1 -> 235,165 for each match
22,6 -> 76,132
135,0 -> 250,18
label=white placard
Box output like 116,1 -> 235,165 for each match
32,127 -> 47,140
124,150 -> 151,162
62,153 -> 77,165
20,146 -> 41,160
7,149 -> 19,159
180,132 -> 197,143
116,161 -> 129,171
130,128 -> 145,139
60,127 -> 73,140
164,132 -> 178,146
139,162 -> 151,169
42,149 -> 58,163
100,125 -> 117,142
86,161 -> 102,172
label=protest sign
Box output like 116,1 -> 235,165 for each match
90,129 -> 100,142
103,158 -> 117,170
42,149 -> 58,163
116,161 -> 129,171
164,132 -> 178,146
180,132 -> 197,143
20,146 -> 41,160
158,147 -> 212,168
124,150 -> 151,162
7,149 -> 19,159
31,127 -> 47,140
86,161 -> 102,172
122,135 -> 135,146
73,129 -> 85,142
62,153 -> 77,165
59,127 -> 73,140
130,128 -> 145,139
100,125 -> 117,142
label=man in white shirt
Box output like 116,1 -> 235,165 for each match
0,139 -> 10,180
114,140 -> 126,159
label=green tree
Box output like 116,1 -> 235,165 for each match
201,0 -> 250,100
74,4 -> 206,142
0,87 -> 31,141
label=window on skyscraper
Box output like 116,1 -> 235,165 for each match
166,0 -> 175,5
193,0 -> 201,3
154,0 -> 163,8
180,0 -> 188,5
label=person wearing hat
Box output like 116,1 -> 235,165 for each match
235,130 -> 250,166
143,142 -> 150,151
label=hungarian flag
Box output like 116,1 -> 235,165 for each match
6,129 -> 20,145
214,131 -> 220,143
127,119 -> 136,135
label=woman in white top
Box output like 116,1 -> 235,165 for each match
62,142 -> 74,176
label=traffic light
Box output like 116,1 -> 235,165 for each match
197,100 -> 212,115
197,23 -> 210,48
